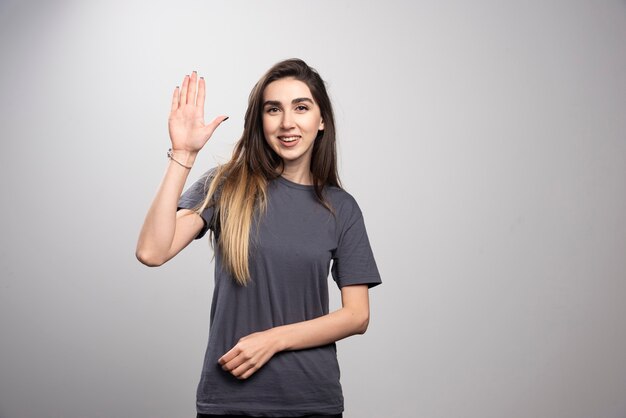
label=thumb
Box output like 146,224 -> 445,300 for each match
203,115 -> 229,139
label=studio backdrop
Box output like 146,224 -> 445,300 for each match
1,1 -> 625,417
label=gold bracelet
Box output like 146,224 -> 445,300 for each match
167,148 -> 192,169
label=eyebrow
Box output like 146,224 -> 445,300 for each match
263,97 -> 314,107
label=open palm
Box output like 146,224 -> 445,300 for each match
168,71 -> 227,152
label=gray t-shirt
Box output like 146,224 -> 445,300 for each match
178,170 -> 381,417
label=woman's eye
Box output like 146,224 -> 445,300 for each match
295,105 -> 309,112
266,107 -> 280,114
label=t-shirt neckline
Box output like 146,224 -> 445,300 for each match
276,175 -> 315,190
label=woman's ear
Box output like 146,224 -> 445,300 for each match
319,119 -> 325,131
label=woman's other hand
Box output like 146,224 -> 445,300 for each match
218,330 -> 282,380
168,71 -> 228,153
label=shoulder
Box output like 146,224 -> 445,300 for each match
179,167 -> 223,206
324,186 -> 363,222
200,166 -> 221,184
192,166 -> 224,192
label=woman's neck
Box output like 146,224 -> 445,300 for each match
279,161 -> 313,185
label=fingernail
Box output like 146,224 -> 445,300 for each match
223,116 -> 229,121
200,76 -> 204,80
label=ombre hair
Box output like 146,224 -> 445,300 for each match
196,58 -> 341,285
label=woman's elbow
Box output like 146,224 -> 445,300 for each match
135,249 -> 165,267
355,311 -> 370,335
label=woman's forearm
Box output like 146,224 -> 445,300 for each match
272,305 -> 370,352
218,305 -> 369,380
218,285 -> 371,380
135,151 -> 197,266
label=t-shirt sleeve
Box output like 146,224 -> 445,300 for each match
331,196 -> 382,289
177,169 -> 216,240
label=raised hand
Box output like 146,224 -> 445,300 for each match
168,71 -> 228,153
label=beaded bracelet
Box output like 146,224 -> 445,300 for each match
167,148 -> 193,169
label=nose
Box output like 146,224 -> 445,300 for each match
280,110 -> 295,129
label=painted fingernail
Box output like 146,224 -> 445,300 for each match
200,76 -> 204,80
223,116 -> 229,121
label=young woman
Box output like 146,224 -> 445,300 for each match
136,59 -> 381,418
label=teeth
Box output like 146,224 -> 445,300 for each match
280,136 -> 299,142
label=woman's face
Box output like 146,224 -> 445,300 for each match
262,77 -> 324,171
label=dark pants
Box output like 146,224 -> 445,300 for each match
197,414 -> 342,418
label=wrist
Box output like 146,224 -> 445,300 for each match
168,148 -> 198,168
268,326 -> 289,353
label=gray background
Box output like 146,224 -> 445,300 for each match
1,1 -> 625,417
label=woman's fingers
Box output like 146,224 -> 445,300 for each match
232,360 -> 256,379
197,76 -> 206,115
218,332 -> 277,380
179,74 -> 190,105
221,351 -> 255,379
170,86 -> 180,112
228,349 -> 272,380
225,355 -> 247,373
240,366 -> 258,380
188,71 -> 198,105
173,72 -> 202,110
168,72 -> 226,151
219,345 -> 249,374
206,115 -> 229,131
218,347 -> 239,367
197,115 -> 228,143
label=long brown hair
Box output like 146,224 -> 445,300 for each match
197,58 -> 341,285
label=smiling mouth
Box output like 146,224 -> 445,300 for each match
278,136 -> 300,143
